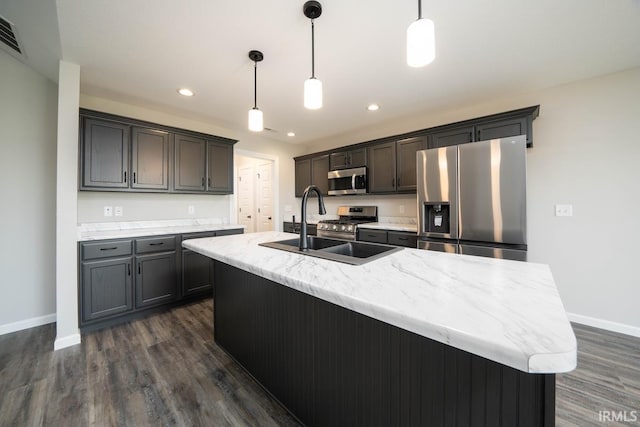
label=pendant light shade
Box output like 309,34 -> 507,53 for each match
248,50 -> 264,132
248,108 -> 263,132
304,77 -> 323,110
407,1 -> 435,67
303,1 -> 323,110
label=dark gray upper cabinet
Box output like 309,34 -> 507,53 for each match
206,141 -> 233,194
174,133 -> 206,192
295,158 -> 312,197
476,116 -> 531,145
429,125 -> 475,148
396,136 -> 427,192
311,155 -> 330,195
368,141 -> 397,193
82,118 -> 130,189
79,109 -> 237,194
329,148 -> 367,170
131,127 -> 169,190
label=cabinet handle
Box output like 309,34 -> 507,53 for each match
99,247 -> 118,251
392,178 -> 395,187
137,263 -> 141,274
208,177 -> 211,187
268,217 -> 272,220
128,264 -> 131,276
397,237 -> 409,241
149,242 -> 164,246
202,177 -> 205,187
124,171 -> 127,183
133,172 -> 136,183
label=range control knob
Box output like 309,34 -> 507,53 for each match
347,225 -> 354,232
332,224 -> 338,231
340,225 -> 346,231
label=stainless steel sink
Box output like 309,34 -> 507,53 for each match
259,236 -> 402,265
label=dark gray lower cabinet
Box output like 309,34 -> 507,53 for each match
79,228 -> 242,328
214,262 -> 555,427
135,252 -> 177,308
81,257 -> 133,321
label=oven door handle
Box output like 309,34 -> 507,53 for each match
351,174 -> 356,191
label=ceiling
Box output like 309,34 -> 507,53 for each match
2,0 -> 640,144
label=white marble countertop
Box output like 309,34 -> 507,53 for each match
358,222 -> 418,233
183,231 -> 576,374
77,219 -> 245,241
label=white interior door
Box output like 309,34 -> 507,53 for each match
257,162 -> 274,232
238,166 -> 256,232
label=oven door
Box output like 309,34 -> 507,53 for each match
328,167 -> 367,195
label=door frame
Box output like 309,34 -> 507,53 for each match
233,149 -> 280,232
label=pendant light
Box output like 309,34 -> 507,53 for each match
248,50 -> 264,132
407,0 -> 435,67
303,1 -> 323,110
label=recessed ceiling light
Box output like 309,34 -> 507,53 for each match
367,104 -> 380,111
287,132 -> 296,137
177,88 -> 194,97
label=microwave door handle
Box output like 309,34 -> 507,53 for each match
351,174 -> 356,190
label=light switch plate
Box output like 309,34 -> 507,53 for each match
104,206 -> 113,217
399,205 -> 405,214
555,204 -> 573,217
188,205 -> 195,214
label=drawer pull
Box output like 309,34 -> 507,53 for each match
99,247 -> 118,251
397,237 -> 409,241
149,242 -> 164,246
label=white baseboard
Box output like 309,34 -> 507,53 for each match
54,332 -> 81,350
568,312 -> 640,338
0,313 -> 56,336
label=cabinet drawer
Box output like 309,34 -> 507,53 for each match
215,228 -> 244,236
182,231 -> 217,241
135,236 -> 176,254
81,240 -> 132,260
358,229 -> 388,244
387,232 -> 418,248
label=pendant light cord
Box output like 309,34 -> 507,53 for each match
311,19 -> 315,78
253,61 -> 258,109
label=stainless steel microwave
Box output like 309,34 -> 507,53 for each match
328,167 -> 367,195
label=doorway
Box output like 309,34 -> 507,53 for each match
234,151 -> 278,233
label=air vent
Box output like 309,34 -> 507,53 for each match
0,15 -> 23,56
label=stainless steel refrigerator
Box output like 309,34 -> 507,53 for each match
417,135 -> 527,261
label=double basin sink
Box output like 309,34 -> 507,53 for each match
259,236 -> 402,265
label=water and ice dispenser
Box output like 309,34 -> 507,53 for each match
422,203 -> 451,234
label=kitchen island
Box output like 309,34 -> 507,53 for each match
184,231 -> 576,426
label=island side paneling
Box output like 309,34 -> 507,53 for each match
214,261 -> 555,427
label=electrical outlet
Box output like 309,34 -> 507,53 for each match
555,204 -> 573,217
114,206 -> 123,217
188,205 -> 195,215
399,205 -> 405,214
103,206 -> 113,217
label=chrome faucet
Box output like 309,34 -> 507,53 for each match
299,185 -> 326,251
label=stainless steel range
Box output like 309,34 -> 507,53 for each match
317,206 -> 378,241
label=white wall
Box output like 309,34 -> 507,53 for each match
303,67 -> 640,334
0,51 -> 58,333
79,95 -> 305,226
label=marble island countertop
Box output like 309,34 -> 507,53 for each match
183,231 -> 577,374
77,219 -> 245,241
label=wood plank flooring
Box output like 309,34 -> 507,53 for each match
0,299 -> 638,426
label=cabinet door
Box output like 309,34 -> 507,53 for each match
476,117 -> 529,145
348,148 -> 367,168
81,257 -> 133,322
329,152 -> 349,170
311,155 -> 330,195
82,118 -> 130,189
135,252 -> 177,308
295,158 -> 312,197
174,134 -> 206,191
131,127 -> 169,190
368,141 -> 396,193
182,250 -> 213,297
396,136 -> 427,192
207,141 -> 233,193
430,125 -> 475,148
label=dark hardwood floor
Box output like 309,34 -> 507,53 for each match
0,299 -> 638,426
